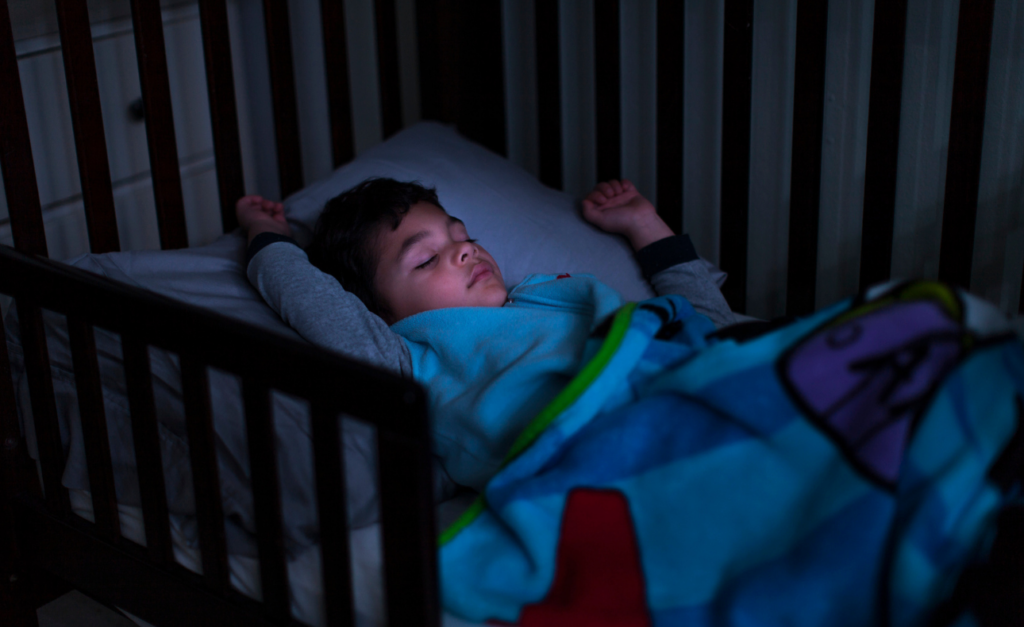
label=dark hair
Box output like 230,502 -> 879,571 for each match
306,177 -> 442,319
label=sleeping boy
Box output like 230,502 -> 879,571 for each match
237,177 -> 733,489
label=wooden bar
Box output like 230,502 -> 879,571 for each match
416,0 -> 459,125
0,316 -> 20,470
378,440 -> 438,627
415,0 -> 442,121
180,355 -> 228,595
377,392 -> 437,627
456,0 -> 506,156
121,335 -> 173,566
1019,259 -> 1023,315
55,0 -> 120,254
785,0 -> 829,316
375,0 -> 403,139
937,0 -> 996,290
859,0 -> 908,291
0,311 -> 21,580
241,378 -> 290,623
719,0 -> 754,314
198,0 -> 245,234
535,0 -> 563,190
0,0 -> 47,257
656,0 -> 684,234
14,301 -> 68,515
320,0 -> 355,166
594,0 -> 621,182
67,316 -> 120,543
129,0 -> 189,250
261,0 -> 304,198
310,403 -> 354,627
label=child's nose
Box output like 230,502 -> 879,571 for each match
454,241 -> 473,264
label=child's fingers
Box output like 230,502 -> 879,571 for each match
609,180 -> 624,195
596,181 -> 614,197
236,194 -> 259,209
586,190 -> 608,205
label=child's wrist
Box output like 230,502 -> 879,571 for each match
626,215 -> 674,251
246,220 -> 292,244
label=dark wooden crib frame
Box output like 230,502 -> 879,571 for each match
0,1 -> 1018,626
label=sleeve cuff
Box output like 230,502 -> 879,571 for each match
635,234 -> 699,280
246,232 -> 302,267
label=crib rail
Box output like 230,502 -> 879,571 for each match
0,244 -> 438,626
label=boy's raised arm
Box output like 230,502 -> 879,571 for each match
236,196 -> 413,375
581,180 -> 735,328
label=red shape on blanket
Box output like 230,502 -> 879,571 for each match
557,273 -> 572,279
492,488 -> 651,627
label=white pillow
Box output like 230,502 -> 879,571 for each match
284,121 -> 724,302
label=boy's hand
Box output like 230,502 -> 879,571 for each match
581,179 -> 674,251
236,195 -> 290,244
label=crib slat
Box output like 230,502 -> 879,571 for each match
14,301 -> 68,515
594,0 -> 621,182
0,0 -> 47,258
377,391 -> 438,627
415,0 -> 456,124
454,1 -> 506,156
121,335 -> 174,566
198,0 -> 245,234
656,0 -> 684,235
67,316 -> 120,543
375,0 -> 403,139
1,313 -> 25,493
535,0 -> 563,190
261,0 -> 304,198
719,0 -> 754,314
415,0 -> 441,121
786,0 -> 829,317
859,0 -> 908,292
55,0 -> 120,255
0,311 -> 21,581
129,0 -> 188,251
310,403 -> 354,627
938,0 -> 996,291
1019,261 -> 1023,315
320,0 -> 355,166
180,356 -> 229,595
241,378 -> 290,623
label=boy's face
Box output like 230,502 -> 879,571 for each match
374,201 -> 507,323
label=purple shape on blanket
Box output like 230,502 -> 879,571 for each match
783,300 -> 964,486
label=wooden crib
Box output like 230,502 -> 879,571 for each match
0,1 -> 1019,626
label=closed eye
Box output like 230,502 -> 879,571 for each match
415,255 -> 437,269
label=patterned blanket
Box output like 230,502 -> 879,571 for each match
439,281 -> 1024,626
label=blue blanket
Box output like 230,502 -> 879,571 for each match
439,281 -> 1024,626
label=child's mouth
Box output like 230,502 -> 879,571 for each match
468,263 -> 493,287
